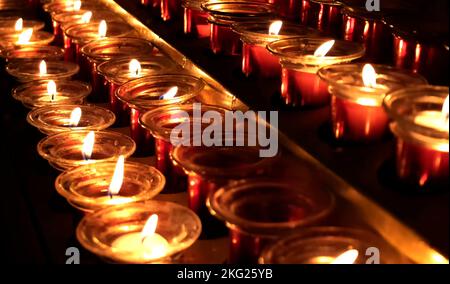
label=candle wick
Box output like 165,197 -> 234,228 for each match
141,236 -> 147,245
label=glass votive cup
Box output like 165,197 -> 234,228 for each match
6,59 -> 79,83
12,79 -> 91,109
55,161 -> 165,213
267,37 -> 365,108
259,226 -> 406,264
383,85 -> 449,189
97,56 -> 177,126
43,1 -> 100,16
201,1 -> 276,56
27,104 -> 116,135
207,179 -> 335,264
161,0 -> 182,21
300,0 -> 343,37
37,130 -> 136,171
76,201 -> 201,263
0,18 -> 45,34
182,0 -> 210,38
0,30 -> 55,51
139,104 -> 229,193
318,63 -> 427,142
268,0 -> 301,21
2,45 -> 64,64
117,74 -> 205,157
80,37 -> 154,103
232,20 -> 320,78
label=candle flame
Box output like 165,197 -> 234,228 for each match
268,20 -> 283,36
313,40 -> 335,57
141,214 -> 158,241
47,80 -> 57,101
82,131 -> 95,160
442,95 -> 449,121
73,0 -> 82,11
69,107 -> 82,127
17,28 -> 33,44
129,59 -> 141,77
98,20 -> 107,38
160,86 -> 178,100
331,249 -> 359,264
15,18 -> 23,31
81,11 -> 93,24
39,60 -> 47,76
362,64 -> 377,88
108,155 -> 125,198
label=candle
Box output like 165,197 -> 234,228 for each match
97,56 -> 176,126
117,74 -> 204,157
80,37 -> 154,103
6,59 -> 79,83
55,159 -> 165,213
0,18 -> 45,34
76,201 -> 201,263
318,63 -> 427,142
233,20 -> 319,78
43,0 -> 99,16
208,180 -> 335,264
27,104 -> 116,135
384,85 -> 449,189
0,28 -> 54,51
12,79 -> 91,109
182,0 -> 210,38
201,1 -> 276,56
37,130 -> 136,171
300,0 -> 343,37
268,38 -> 365,108
160,0 -> 182,21
2,45 -> 64,64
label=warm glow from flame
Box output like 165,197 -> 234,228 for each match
98,20 -> 107,38
108,155 -> 125,197
313,40 -> 335,57
442,95 -> 449,120
268,20 -> 283,36
81,11 -> 93,24
362,64 -> 377,88
73,0 -> 82,11
331,249 -> 359,264
17,28 -> 33,44
15,18 -> 23,31
39,60 -> 47,76
47,80 -> 57,101
160,86 -> 178,100
129,59 -> 141,77
69,107 -> 82,127
82,131 -> 95,160
141,214 -> 158,240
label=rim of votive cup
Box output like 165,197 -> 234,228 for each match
43,1 -> 100,15
6,60 -> 79,82
55,161 -> 165,213
207,179 -> 335,235
0,19 -> 45,33
76,201 -> 202,263
80,37 -> 153,64
0,30 -> 55,47
201,1 -> 276,25
116,74 -> 205,111
259,226 -> 404,264
65,22 -> 134,45
318,63 -> 428,106
383,85 -> 449,149
3,46 -> 65,62
232,20 -> 321,45
27,104 -> 116,135
182,0 -> 204,10
52,9 -> 116,24
12,79 -> 91,109
267,37 -> 365,68
37,130 -> 136,171
97,56 -> 177,85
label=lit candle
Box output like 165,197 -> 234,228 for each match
6,59 -> 79,83
308,249 -> 359,264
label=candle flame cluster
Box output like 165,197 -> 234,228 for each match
82,131 -> 95,160
17,28 -> 33,45
160,86 -> 178,100
69,107 -> 82,127
73,0 -> 82,11
14,18 -> 23,31
108,155 -> 125,198
313,40 -> 335,57
268,20 -> 283,36
81,11 -> 93,24
47,80 -> 57,101
39,60 -> 47,76
362,64 -> 377,88
129,59 -> 142,77
141,214 -> 159,242
330,249 -> 359,264
98,20 -> 107,38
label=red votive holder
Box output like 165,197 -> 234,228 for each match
268,0 -> 301,21
0,30 -> 55,53
80,37 -> 154,103
2,45 -> 64,64
182,0 -> 210,38
233,20 -> 319,78
201,1 -> 276,56
268,37 -> 365,108
208,179 -> 335,264
384,85 -> 449,189
301,0 -> 343,37
139,104 -> 229,193
161,0 -> 182,21
318,63 -> 427,142
118,75 -> 204,157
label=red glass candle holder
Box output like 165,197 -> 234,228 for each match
268,37 -> 365,108
139,104 -> 229,193
208,179 -> 335,264
0,30 -> 55,53
117,75 -> 205,157
384,85 -> 449,189
268,0 -> 301,21
300,0 -> 343,37
318,63 -> 427,142
233,20 -> 319,78
161,0 -> 182,21
201,1 -> 276,56
97,56 -> 177,126
3,46 -> 64,64
80,38 -> 154,103
0,18 -> 44,34
182,0 -> 210,38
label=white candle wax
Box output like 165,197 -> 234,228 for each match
112,232 -> 170,262
414,111 -> 449,132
